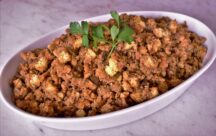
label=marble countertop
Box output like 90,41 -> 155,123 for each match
0,0 -> 216,136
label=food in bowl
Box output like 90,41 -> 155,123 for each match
11,11 -> 207,117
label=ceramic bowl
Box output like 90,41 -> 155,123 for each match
1,11 -> 216,131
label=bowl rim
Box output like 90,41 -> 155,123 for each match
0,11 -> 216,122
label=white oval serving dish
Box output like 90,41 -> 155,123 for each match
0,11 -> 216,131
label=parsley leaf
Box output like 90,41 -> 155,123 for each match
110,25 -> 119,41
117,24 -> 134,43
70,22 -> 82,34
81,21 -> 89,35
81,21 -> 89,47
70,21 -> 89,47
92,25 -> 106,48
82,35 -> 89,47
92,25 -> 104,39
92,36 -> 104,48
110,11 -> 120,27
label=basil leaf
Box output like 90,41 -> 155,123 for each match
110,25 -> 119,41
82,35 -> 89,47
81,21 -> 89,35
70,22 -> 82,34
117,25 -> 134,43
110,11 -> 120,27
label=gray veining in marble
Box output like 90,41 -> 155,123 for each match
0,0 -> 216,136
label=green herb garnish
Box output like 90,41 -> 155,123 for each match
70,21 -> 89,47
69,11 -> 134,57
110,11 -> 120,27
92,25 -> 105,48
107,11 -> 134,57
70,22 -> 82,34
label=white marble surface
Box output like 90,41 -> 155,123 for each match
0,0 -> 216,136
